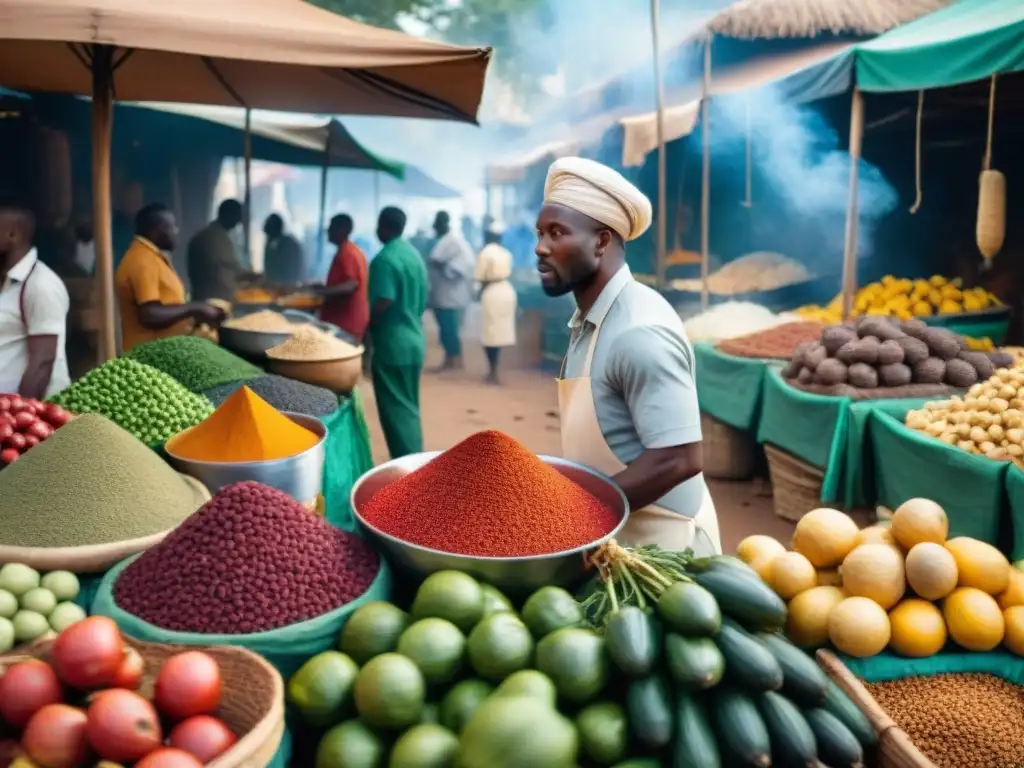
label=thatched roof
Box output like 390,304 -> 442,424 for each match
707,0 -> 956,39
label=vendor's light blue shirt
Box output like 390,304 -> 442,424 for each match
563,265 -> 706,518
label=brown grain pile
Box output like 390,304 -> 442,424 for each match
867,673 -> 1024,768
717,321 -> 824,359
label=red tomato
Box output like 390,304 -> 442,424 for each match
135,748 -> 203,768
13,411 -> 36,431
27,421 -> 53,440
0,411 -> 13,426
0,395 -> 10,411
45,405 -> 72,427
0,660 -> 64,728
110,647 -> 145,690
6,433 -> 26,451
0,448 -> 19,465
23,434 -> 40,449
154,652 -> 222,721
7,397 -> 26,413
168,716 -> 237,763
50,617 -> 124,690
86,689 -> 162,763
22,704 -> 89,768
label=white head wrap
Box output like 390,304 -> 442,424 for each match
543,157 -> 652,241
486,219 -> 506,236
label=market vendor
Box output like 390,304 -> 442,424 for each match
537,157 -> 722,554
262,213 -> 305,288
0,203 -> 70,398
313,213 -> 369,342
187,200 -> 258,302
115,203 -> 226,353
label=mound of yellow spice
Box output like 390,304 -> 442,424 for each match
168,385 -> 320,462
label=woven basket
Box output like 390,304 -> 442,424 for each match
701,412 -> 757,480
0,474 -> 210,573
763,443 -> 825,522
0,637 -> 284,768
817,650 -> 935,768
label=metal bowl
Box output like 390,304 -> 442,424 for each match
218,325 -> 294,357
164,412 -> 327,506
351,452 -> 629,593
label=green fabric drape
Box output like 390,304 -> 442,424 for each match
868,411 -> 1008,548
694,343 -> 779,431
845,649 -> 1024,683
320,390 -> 374,531
757,368 -> 849,471
1004,465 -> 1024,560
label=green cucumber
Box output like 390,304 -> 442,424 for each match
665,634 -> 724,691
715,619 -> 783,692
758,692 -> 817,768
756,632 -> 828,706
823,680 -> 878,747
577,701 -> 628,766
626,674 -> 673,749
673,693 -> 721,768
710,688 -> 771,767
692,566 -> 787,631
804,707 -> 865,768
612,761 -> 663,768
656,582 -> 722,636
606,606 -> 657,677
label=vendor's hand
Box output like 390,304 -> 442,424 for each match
193,304 -> 228,326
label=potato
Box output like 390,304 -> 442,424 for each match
791,340 -> 815,367
782,358 -> 802,379
851,336 -> 880,365
835,340 -> 859,365
921,327 -> 962,360
944,357 -> 979,388
877,339 -> 905,366
814,358 -> 849,385
821,325 -> 857,355
895,336 -> 930,365
957,351 -> 995,380
878,362 -> 912,387
804,343 -> 828,371
848,362 -> 879,389
796,366 -> 814,385
989,351 -> 1015,369
857,316 -> 906,342
912,357 -> 947,384
901,319 -> 930,342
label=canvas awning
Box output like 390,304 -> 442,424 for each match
854,0 -> 1024,92
619,41 -> 854,166
0,0 -> 491,121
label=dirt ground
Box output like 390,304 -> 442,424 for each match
359,319 -> 798,553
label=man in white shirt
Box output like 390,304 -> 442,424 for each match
0,204 -> 70,398
427,211 -> 475,372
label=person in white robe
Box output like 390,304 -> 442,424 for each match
474,222 -> 517,385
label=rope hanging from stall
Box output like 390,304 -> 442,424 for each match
910,90 -> 924,214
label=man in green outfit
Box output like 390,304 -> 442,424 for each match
368,206 -> 429,458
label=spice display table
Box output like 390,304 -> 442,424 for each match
868,411 -> 1008,549
694,342 -> 779,431
758,369 -> 935,509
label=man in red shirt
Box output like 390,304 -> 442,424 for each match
316,214 -> 369,341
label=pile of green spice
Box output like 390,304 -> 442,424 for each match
124,336 -> 262,393
49,358 -> 213,444
0,414 -> 206,547
203,375 -> 338,418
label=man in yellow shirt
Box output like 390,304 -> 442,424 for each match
115,204 -> 225,352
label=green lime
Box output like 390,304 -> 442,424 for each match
576,702 -> 628,765
340,602 -> 409,664
47,602 -> 86,633
492,670 -> 557,708
466,613 -> 533,681
455,695 -> 578,768
440,680 -> 493,734
0,589 -> 17,619
535,627 -> 609,704
315,720 -> 384,768
480,585 -> 514,616
0,564 -> 39,597
20,588 -> 56,617
397,618 -> 466,684
521,586 -> 583,639
40,571 -> 80,602
389,724 -> 458,768
411,571 -> 484,632
12,610 -> 49,643
0,617 -> 13,653
354,653 -> 426,730
288,651 -> 359,727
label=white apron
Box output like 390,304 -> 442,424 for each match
480,280 -> 517,348
557,304 -> 722,555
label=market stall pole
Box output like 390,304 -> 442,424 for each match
650,0 -> 668,291
90,45 -> 116,361
840,89 -> 865,321
243,107 -> 253,266
316,129 -> 335,268
700,36 -> 712,311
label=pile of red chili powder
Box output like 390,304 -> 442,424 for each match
360,430 -> 620,557
114,481 -> 379,634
